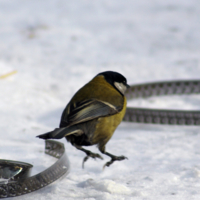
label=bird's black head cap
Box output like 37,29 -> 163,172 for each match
97,71 -> 129,95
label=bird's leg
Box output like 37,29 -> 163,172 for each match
73,144 -> 103,168
102,151 -> 128,168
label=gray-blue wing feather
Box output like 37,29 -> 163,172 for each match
60,99 -> 122,127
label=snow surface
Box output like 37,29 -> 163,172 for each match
1,0 -> 200,199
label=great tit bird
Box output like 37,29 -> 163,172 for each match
37,71 -> 130,168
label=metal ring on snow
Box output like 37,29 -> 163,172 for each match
0,160 -> 33,183
0,140 -> 70,198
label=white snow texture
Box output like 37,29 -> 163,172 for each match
1,0 -> 200,199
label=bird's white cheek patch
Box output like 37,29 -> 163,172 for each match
114,82 -> 127,94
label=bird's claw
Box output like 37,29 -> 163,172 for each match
82,152 -> 103,168
103,155 -> 128,169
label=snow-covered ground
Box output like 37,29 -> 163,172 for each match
1,0 -> 200,199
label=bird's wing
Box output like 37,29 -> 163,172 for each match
60,99 -> 123,127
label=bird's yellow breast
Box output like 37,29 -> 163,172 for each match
92,96 -> 127,151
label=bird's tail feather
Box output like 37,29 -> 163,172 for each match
37,127 -> 83,140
